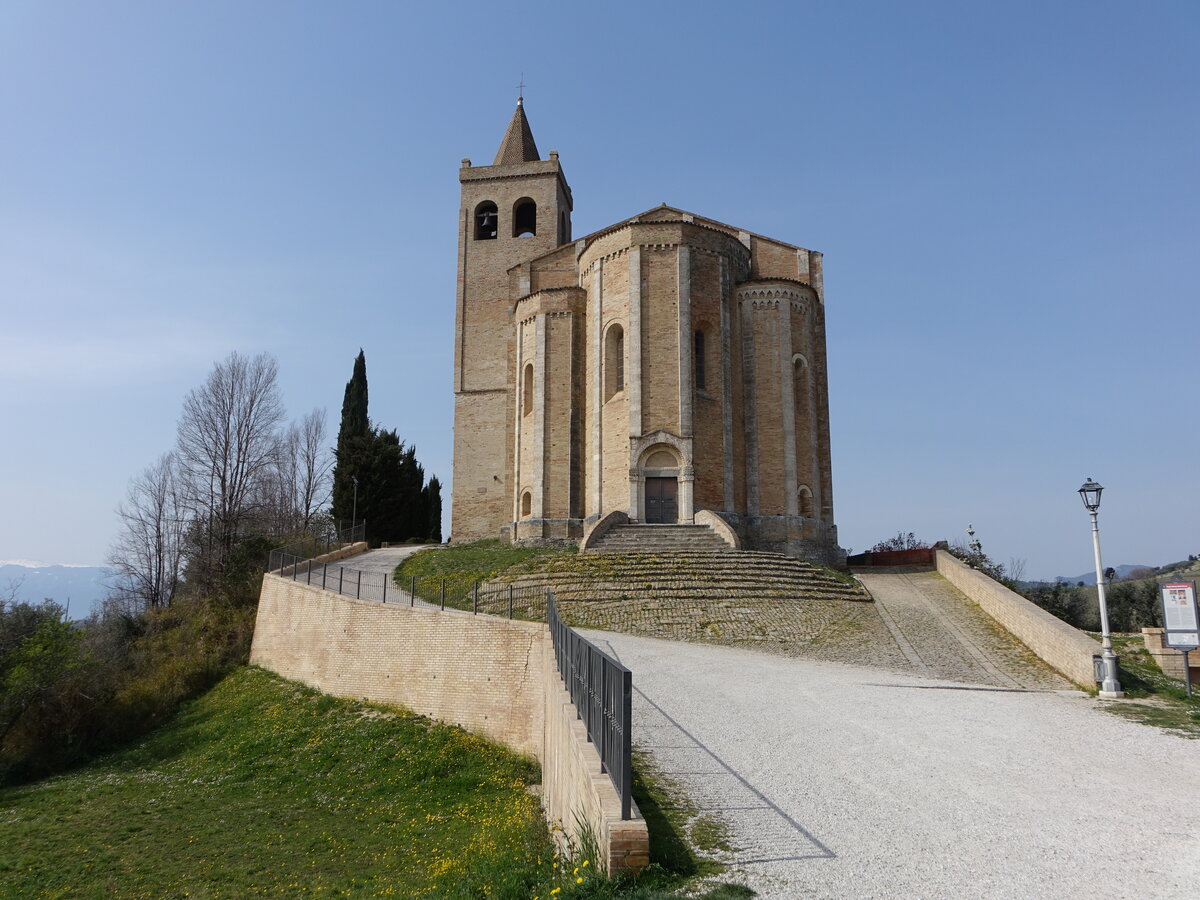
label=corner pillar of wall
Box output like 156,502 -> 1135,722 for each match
679,466 -> 695,522
589,261 -> 604,517
628,467 -> 644,522
534,313 -> 548,518
719,255 -> 735,510
627,247 -> 643,438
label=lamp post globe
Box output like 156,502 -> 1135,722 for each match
1079,478 -> 1123,698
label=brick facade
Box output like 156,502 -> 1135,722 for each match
451,101 -> 842,565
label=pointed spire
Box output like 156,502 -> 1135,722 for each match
493,98 -> 541,166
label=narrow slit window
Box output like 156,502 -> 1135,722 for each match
694,330 -> 706,391
605,325 -> 624,401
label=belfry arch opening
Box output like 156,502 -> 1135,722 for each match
474,201 -> 498,240
513,198 -> 537,237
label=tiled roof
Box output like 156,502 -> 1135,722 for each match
493,100 -> 540,165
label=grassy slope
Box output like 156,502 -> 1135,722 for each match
0,668 -> 555,898
395,539 -> 577,608
1,668 -> 750,899
1099,635 -> 1200,738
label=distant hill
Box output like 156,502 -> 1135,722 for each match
0,561 -> 115,619
1050,561 -> 1192,587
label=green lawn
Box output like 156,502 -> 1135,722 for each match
1,668 -> 750,899
395,539 -> 577,610
1099,635 -> 1200,739
1,668 -> 559,897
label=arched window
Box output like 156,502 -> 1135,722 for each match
798,486 -> 814,517
559,211 -> 569,244
604,324 -> 624,401
523,363 -> 534,416
521,491 -> 532,518
694,330 -> 707,391
474,201 -> 498,240
513,198 -> 537,237
793,355 -> 810,415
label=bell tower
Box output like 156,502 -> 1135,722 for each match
451,99 -> 573,541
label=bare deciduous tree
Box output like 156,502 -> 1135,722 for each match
1007,557 -> 1028,584
293,408 -> 332,534
108,453 -> 186,610
175,352 -> 284,581
258,408 -> 331,538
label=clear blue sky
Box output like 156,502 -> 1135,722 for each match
1,0 -> 1196,580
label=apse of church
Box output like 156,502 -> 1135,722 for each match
451,100 -> 841,565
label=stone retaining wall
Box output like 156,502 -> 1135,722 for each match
935,550 -> 1098,687
1142,627 -> 1200,682
250,574 -> 648,873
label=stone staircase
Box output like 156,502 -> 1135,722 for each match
482,549 -> 869,605
587,523 -> 731,553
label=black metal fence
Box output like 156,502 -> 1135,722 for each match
267,522 -> 366,572
267,550 -> 398,604
548,594 -> 633,819
401,577 -> 550,619
265,552 -> 551,620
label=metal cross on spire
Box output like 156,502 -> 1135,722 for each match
517,73 -> 525,105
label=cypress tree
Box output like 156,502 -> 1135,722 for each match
423,475 -> 443,543
332,350 -> 369,530
329,349 -> 437,546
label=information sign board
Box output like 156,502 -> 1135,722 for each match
1161,581 -> 1200,650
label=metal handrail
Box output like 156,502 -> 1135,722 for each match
548,593 -> 633,819
266,521 -> 365,572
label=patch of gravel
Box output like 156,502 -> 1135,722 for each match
587,630 -> 1200,900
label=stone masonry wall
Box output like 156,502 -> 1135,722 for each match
935,550 -> 1097,687
1141,627 -> 1200,682
250,574 -> 648,872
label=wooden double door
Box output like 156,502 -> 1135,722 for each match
645,477 -> 678,524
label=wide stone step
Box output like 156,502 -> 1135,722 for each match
487,571 -> 853,588
479,545 -> 868,606
587,523 -> 732,553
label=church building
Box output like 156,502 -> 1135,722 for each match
450,100 -> 842,565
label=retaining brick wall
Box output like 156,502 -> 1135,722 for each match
250,574 -> 648,873
935,550 -> 1098,687
1142,628 -> 1200,682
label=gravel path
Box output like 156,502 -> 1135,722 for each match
585,629 -> 1200,900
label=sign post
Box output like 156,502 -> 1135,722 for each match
1160,581 -> 1200,697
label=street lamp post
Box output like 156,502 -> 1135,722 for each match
1078,478 -> 1124,698
352,476 -> 359,533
